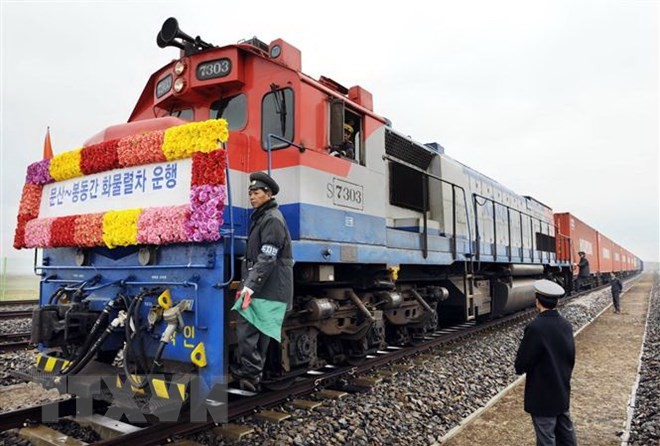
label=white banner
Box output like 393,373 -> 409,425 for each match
39,159 -> 192,218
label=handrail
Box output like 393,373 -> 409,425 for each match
382,154 -> 473,259
472,192 -> 563,263
217,142 -> 235,288
265,133 -> 305,176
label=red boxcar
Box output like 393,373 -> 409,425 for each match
554,212 -> 599,273
597,232 -> 614,274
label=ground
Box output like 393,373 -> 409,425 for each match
442,275 -> 652,446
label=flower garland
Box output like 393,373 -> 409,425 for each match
51,216 -> 78,247
185,185 -> 226,242
137,205 -> 190,245
117,130 -> 166,167
102,209 -> 141,248
24,218 -> 54,248
74,213 -> 105,247
162,119 -> 229,160
15,119 -> 230,250
49,148 -> 83,181
81,139 -> 120,175
191,150 -> 227,186
26,159 -> 54,185
18,183 -> 43,219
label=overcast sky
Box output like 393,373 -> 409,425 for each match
1,0 -> 658,273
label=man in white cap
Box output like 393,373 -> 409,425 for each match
515,279 -> 577,446
231,171 -> 293,392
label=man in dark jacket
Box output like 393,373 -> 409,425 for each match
329,123 -> 355,160
610,272 -> 623,314
515,279 -> 577,446
574,251 -> 590,291
232,171 -> 293,392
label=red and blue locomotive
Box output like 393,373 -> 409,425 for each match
14,18 -> 641,412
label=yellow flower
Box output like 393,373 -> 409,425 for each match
162,119 -> 229,161
49,148 -> 83,181
102,209 -> 141,248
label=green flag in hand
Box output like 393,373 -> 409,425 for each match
232,296 -> 288,342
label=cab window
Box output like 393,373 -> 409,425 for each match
261,88 -> 294,150
210,94 -> 247,130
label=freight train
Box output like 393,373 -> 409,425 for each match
13,18 -> 642,414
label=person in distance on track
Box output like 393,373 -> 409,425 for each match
515,279 -> 577,446
573,251 -> 590,291
231,172 -> 294,392
610,272 -> 623,314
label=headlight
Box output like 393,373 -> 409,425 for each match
174,60 -> 186,75
174,77 -> 186,93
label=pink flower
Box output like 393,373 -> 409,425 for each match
137,205 -> 190,245
24,218 -> 54,248
184,185 -> 226,242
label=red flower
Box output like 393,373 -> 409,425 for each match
51,216 -> 78,247
81,139 -> 120,175
117,131 -> 166,167
191,150 -> 226,186
18,183 -> 43,219
74,213 -> 104,247
13,214 -> 31,249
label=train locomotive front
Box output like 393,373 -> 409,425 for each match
13,18 -> 641,416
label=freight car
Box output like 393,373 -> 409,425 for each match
13,18 -> 641,414
554,212 -> 642,290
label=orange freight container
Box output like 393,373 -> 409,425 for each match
554,212 -> 599,275
597,233 -> 614,274
611,243 -> 624,272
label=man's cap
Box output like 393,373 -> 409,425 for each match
344,123 -> 354,134
534,279 -> 565,299
248,171 -> 279,195
578,251 -> 586,255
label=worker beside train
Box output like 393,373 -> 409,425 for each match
574,251 -> 590,291
231,172 -> 294,392
515,280 -> 577,446
610,272 -> 623,314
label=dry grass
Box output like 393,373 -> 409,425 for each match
0,274 -> 39,301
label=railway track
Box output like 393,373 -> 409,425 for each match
0,332 -> 31,352
0,310 -> 33,320
0,281 -> 628,445
0,300 -> 38,307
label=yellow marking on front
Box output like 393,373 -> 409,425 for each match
152,379 -> 170,399
44,357 -> 58,372
177,383 -> 186,400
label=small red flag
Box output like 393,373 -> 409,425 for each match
43,127 -> 53,160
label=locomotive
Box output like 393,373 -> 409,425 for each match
13,18 -> 641,415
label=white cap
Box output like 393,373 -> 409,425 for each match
534,279 -> 565,298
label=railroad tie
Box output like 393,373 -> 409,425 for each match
19,425 -> 88,446
290,399 -> 323,410
254,410 -> 291,423
316,389 -> 348,399
214,423 -> 255,441
351,376 -> 383,387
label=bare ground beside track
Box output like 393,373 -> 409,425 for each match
443,274 -> 652,446
0,275 -> 39,301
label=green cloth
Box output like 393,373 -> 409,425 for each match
231,296 -> 288,342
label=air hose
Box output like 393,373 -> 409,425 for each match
59,297 -> 120,375
62,310 -> 128,375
